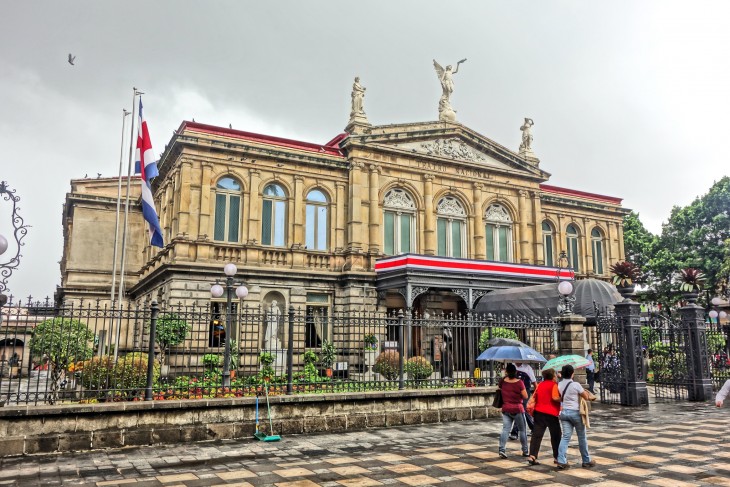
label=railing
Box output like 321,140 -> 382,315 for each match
0,297 -> 559,406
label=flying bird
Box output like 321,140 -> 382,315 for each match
97,173 -> 102,178
68,54 -> 76,65
84,174 -> 88,178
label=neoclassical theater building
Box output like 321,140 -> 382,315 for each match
59,85 -> 628,327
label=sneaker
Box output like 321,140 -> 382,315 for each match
499,451 -> 508,459
582,460 -> 596,468
522,452 -> 530,457
509,435 -> 518,440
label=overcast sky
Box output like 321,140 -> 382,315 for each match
1,1 -> 728,301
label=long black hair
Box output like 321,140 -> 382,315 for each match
506,363 -> 517,379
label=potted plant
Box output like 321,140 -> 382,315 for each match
320,340 -> 337,378
363,334 -> 379,371
259,351 -> 275,381
155,314 -> 190,377
609,261 -> 641,298
404,356 -> 434,386
679,267 -> 705,302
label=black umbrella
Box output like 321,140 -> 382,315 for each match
487,337 -> 529,348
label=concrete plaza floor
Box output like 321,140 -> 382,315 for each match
0,400 -> 728,487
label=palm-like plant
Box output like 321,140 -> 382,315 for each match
609,261 -> 641,287
679,267 -> 705,292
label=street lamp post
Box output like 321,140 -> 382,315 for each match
0,181 -> 29,313
210,263 -> 248,388
556,250 -> 576,315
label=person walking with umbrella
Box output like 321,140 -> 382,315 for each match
526,367 -> 562,466
556,364 -> 596,470
498,363 -> 529,459
509,362 -> 536,440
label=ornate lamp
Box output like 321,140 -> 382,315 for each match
210,263 -> 248,388
0,181 -> 29,309
556,250 -> 576,315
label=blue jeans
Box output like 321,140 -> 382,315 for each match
557,409 -> 590,464
499,412 -> 528,454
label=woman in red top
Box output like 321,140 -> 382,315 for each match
498,363 -> 528,458
526,368 -> 562,465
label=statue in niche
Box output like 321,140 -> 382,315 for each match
440,326 -> 454,381
350,77 -> 366,117
433,58 -> 467,122
264,300 -> 282,350
519,118 -> 534,154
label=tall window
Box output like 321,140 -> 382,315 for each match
383,188 -> 415,255
305,293 -> 329,348
262,183 -> 287,246
542,221 -> 555,267
213,177 -> 242,242
566,224 -> 581,272
436,196 -> 466,258
485,204 -> 513,262
305,189 -> 328,251
591,227 -> 604,275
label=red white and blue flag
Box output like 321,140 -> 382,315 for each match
135,98 -> 164,248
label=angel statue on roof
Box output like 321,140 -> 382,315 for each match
433,58 -> 467,122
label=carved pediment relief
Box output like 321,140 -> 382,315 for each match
392,138 -> 520,173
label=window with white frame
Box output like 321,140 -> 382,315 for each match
485,204 -> 513,262
305,189 -> 328,251
436,196 -> 466,258
591,227 -> 604,275
383,188 -> 416,255
566,224 -> 581,272
542,220 -> 555,267
213,177 -> 242,242
262,183 -> 287,246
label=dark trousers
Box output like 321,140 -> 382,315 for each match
529,411 -> 561,460
511,394 -> 534,436
586,370 -> 595,393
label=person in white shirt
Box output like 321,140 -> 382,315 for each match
585,350 -> 596,394
716,379 -> 730,407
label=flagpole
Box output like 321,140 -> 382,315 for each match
115,88 -> 141,362
109,108 -> 130,355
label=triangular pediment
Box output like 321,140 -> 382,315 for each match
347,122 -> 549,180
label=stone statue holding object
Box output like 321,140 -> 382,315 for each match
519,118 -> 535,157
433,58 -> 467,122
348,76 -> 370,127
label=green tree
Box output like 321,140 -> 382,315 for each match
622,211 -> 657,274
478,327 -> 519,352
155,314 -> 190,366
29,318 -> 94,404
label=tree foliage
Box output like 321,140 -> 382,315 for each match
155,314 -> 190,365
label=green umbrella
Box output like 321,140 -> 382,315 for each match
541,354 -> 591,372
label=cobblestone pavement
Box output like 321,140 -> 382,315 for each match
1,401 -> 729,487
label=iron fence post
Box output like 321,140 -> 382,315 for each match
680,294 -> 714,401
221,276 -> 233,389
613,295 -> 649,406
398,309 -> 405,390
145,300 -> 159,401
287,305 -> 294,395
486,313 -> 494,386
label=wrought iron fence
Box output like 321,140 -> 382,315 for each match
707,320 -> 730,391
0,297 -> 559,406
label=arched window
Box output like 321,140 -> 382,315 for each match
566,224 -> 581,272
436,196 -> 466,258
591,227 -> 604,275
213,177 -> 242,242
305,189 -> 328,251
485,204 -> 513,262
542,221 -> 555,267
262,183 -> 287,246
383,188 -> 416,255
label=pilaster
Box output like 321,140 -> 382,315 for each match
473,183 -> 485,260
368,165 -> 380,254
335,182 -> 346,251
346,160 -> 364,251
532,191 -> 544,265
423,175 -> 435,255
293,175 -> 305,246
518,190 -> 530,264
198,163 -> 213,241
558,314 -> 587,386
177,160 -> 193,237
247,169 -> 261,245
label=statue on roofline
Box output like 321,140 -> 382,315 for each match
433,58 -> 467,122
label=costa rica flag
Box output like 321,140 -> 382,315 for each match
135,98 -> 164,248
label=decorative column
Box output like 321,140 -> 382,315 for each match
177,160 -> 193,237
680,293 -> 715,401
473,183 -> 485,259
532,191 -> 543,264
198,163 -> 213,240
518,190 -> 530,264
613,291 -> 650,406
368,165 -> 380,254
617,221 -> 626,260
293,175 -> 305,247
423,175 -> 435,255
335,182 -> 346,251
347,161 -> 364,251
169,168 -> 181,237
558,313 -> 588,386
247,169 -> 261,244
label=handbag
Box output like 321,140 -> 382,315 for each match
526,387 -> 537,416
492,378 -> 504,408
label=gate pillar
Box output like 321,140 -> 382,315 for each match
680,297 -> 714,401
558,314 -> 587,386
614,298 -> 649,406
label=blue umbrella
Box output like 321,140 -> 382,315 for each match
476,345 -> 547,363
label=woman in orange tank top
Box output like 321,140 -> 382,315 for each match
526,368 -> 562,465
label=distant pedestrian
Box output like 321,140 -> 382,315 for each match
716,379 -> 730,407
556,365 -> 596,470
526,368 -> 562,466
510,362 -> 536,439
585,349 -> 596,394
498,363 -> 529,459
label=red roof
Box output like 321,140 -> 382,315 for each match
178,121 -> 346,157
539,184 -> 622,204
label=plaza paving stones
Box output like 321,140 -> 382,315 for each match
1,401 -> 729,486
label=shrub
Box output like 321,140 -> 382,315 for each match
203,353 -> 222,370
155,314 -> 190,365
259,351 -> 275,367
303,350 -> 318,365
320,339 -> 337,368
405,356 -> 433,381
114,352 -> 160,392
478,327 -> 519,352
374,350 -> 401,380
78,356 -> 115,390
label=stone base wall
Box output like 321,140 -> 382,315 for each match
0,388 -> 498,457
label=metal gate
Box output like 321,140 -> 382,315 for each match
596,310 -> 627,405
645,313 -> 690,401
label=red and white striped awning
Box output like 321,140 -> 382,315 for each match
375,254 -> 573,281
